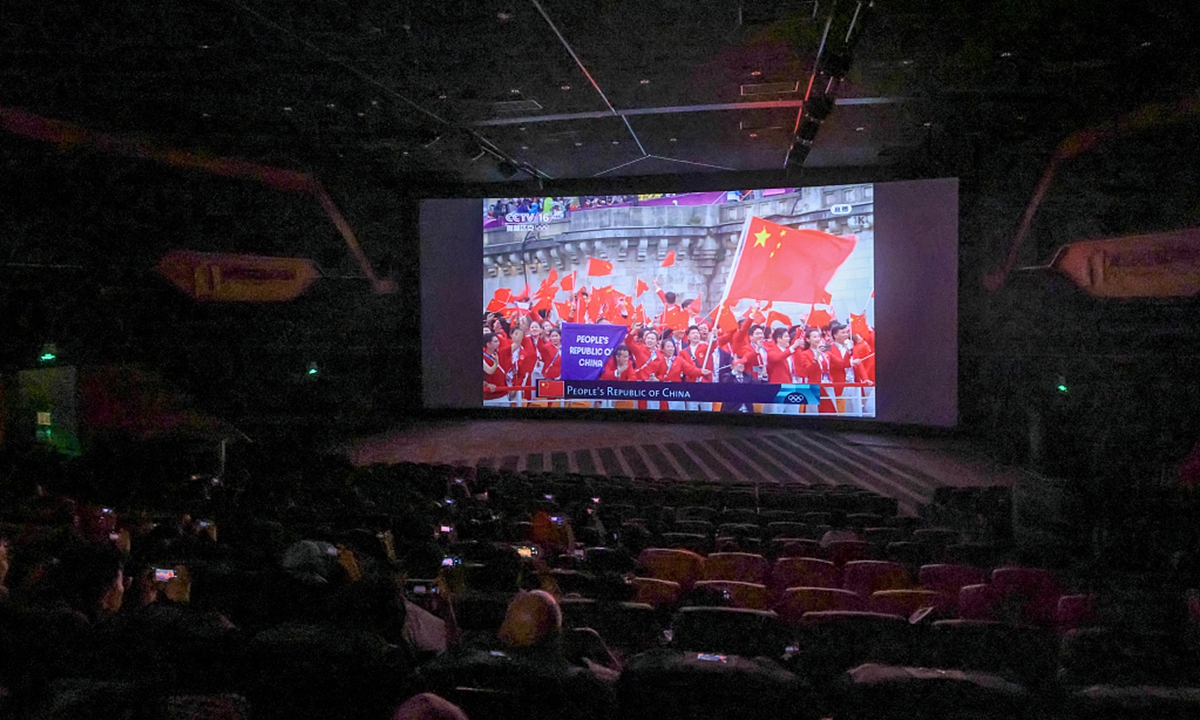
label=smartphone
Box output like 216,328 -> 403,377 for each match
197,520 -> 211,529
591,497 -> 601,504
412,584 -> 437,595
543,494 -> 554,501
696,653 -> 727,663
109,532 -> 121,541
154,568 -> 176,582
439,525 -> 453,534
516,545 -> 539,558
441,556 -> 462,567
550,516 -> 563,525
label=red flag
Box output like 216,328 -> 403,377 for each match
723,216 -> 856,304
870,289 -> 875,298
624,297 -> 636,327
750,308 -> 766,324
689,291 -> 703,316
560,272 -> 575,292
554,301 -> 573,322
765,310 -> 793,328
588,291 -> 604,322
661,250 -> 675,268
662,307 -> 691,332
806,307 -> 834,330
634,304 -> 647,326
587,258 -> 613,276
816,288 -> 832,305
714,304 -> 738,334
512,283 -> 531,302
849,313 -> 871,338
486,297 -> 508,313
635,278 -> 649,297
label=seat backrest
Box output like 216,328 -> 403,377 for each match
692,580 -> 771,611
828,539 -> 873,566
919,563 -> 988,596
701,552 -> 769,584
990,566 -> 1061,626
843,560 -> 912,597
775,587 -> 867,626
766,521 -> 811,539
868,589 -> 954,618
670,606 -> 790,658
771,557 -> 842,596
928,619 -> 1058,689
1054,593 -> 1098,633
770,538 -> 826,560
631,577 -> 684,608
956,583 -> 998,621
793,612 -> 915,677
637,548 -> 705,589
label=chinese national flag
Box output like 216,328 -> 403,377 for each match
588,291 -> 605,322
512,283 -> 531,302
689,291 -> 703,316
662,307 -> 691,332
750,308 -> 766,324
661,250 -> 675,268
624,297 -> 636,326
554,301 -> 573,322
560,272 -> 575,292
486,297 -> 509,313
766,310 -> 793,328
850,312 -> 871,338
723,216 -> 856,304
493,287 -> 512,303
806,307 -> 834,330
714,304 -> 738,334
587,258 -> 613,276
635,278 -> 649,297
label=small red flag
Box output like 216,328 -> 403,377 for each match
493,287 -> 513,303
635,278 -> 649,297
714,304 -> 738,334
806,307 -> 833,330
661,250 -> 675,268
689,291 -> 703,316
662,307 -> 691,332
750,308 -> 766,324
870,288 -> 875,298
554,301 -> 573,322
587,258 -> 613,276
624,297 -> 636,327
588,291 -> 604,322
765,310 -> 793,328
486,297 -> 508,313
849,313 -> 871,338
560,272 -> 575,292
512,283 -> 531,302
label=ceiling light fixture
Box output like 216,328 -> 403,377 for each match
639,79 -> 650,85
560,85 -> 571,91
510,88 -> 521,94
750,70 -> 762,76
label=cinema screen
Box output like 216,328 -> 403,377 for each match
422,178 -> 957,427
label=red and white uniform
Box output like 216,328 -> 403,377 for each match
600,363 -> 642,381
537,337 -> 562,380
795,347 -> 836,413
640,353 -> 704,382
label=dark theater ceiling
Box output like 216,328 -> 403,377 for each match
2,0 -> 1197,186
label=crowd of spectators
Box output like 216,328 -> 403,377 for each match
2,445 -> 1199,720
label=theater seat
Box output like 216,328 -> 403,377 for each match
631,577 -> 684,608
702,552 -> 769,584
670,606 -> 791,658
637,548 -> 705,590
838,663 -> 1032,720
918,563 -> 987,598
692,580 -> 772,611
868,589 -> 954,619
791,612 -> 915,685
775,587 -> 867,626
770,557 -> 842,599
828,540 -> 873,566
990,566 -> 1061,627
842,560 -> 912,598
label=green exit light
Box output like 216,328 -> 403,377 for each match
39,343 -> 58,363
1056,384 -> 1069,393
306,361 -> 319,377
40,352 -> 56,362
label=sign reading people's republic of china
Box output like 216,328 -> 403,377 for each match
561,322 -> 627,381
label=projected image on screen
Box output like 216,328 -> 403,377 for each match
481,186 -> 875,416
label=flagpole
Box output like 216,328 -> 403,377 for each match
700,213 -> 756,379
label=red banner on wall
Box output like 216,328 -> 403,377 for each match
156,250 -> 321,302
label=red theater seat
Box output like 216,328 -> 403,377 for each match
770,557 -> 842,598
638,548 -> 705,590
632,577 -> 683,608
775,587 -> 867,626
701,552 -> 769,584
869,589 -> 955,618
843,560 -> 912,598
828,539 -> 873,565
990,566 -> 1062,626
692,580 -> 772,611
